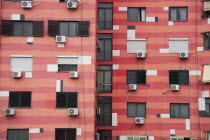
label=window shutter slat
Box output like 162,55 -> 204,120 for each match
1,20 -> 12,36
78,21 -> 90,37
33,21 -> 44,37
67,92 -> 78,108
127,71 -> 137,84
9,92 -> 20,107
137,70 -> 146,84
169,71 -> 179,84
179,70 -> 189,85
20,92 -> 31,107
48,20 -> 58,36
56,92 -> 67,108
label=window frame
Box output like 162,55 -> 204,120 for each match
56,92 -> 78,108
55,128 -> 76,140
98,3 -> 113,30
58,64 -> 78,72
170,103 -> 190,119
169,7 -> 188,21
127,7 -> 146,22
7,129 -> 29,140
127,70 -> 147,85
203,32 -> 210,50
127,102 -> 146,118
9,91 -> 32,108
169,70 -> 189,85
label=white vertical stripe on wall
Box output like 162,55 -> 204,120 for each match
198,98 -> 206,111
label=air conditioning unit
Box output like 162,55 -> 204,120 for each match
129,84 -> 137,91
137,52 -> 146,58
171,85 -> 179,91
67,1 -> 77,9
69,71 -> 78,78
135,117 -> 144,124
21,1 -> 32,8
4,108 -> 15,116
56,35 -> 66,43
12,71 -> 21,78
68,108 -> 79,116
127,136 -> 147,140
96,133 -> 100,140
180,52 -> 188,59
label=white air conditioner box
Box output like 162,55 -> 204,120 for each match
129,84 -> 137,91
137,52 -> 146,58
12,71 -> 21,78
180,52 -> 188,59
68,108 -> 79,116
56,35 -> 66,43
21,1 -> 32,8
4,108 -> 15,116
135,117 -> 144,124
69,71 -> 78,78
171,85 -> 179,91
67,1 -> 77,9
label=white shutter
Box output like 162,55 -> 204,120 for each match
127,40 -> 146,53
141,9 -> 146,21
11,56 -> 33,72
203,65 -> 210,83
57,56 -> 79,64
169,38 -> 188,53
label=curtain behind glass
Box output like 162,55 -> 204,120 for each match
24,22 -> 33,36
136,103 -> 146,117
170,8 -> 177,21
59,22 -> 69,36
171,104 -> 179,118
69,22 -> 78,37
13,22 -> 24,36
128,8 -> 140,21
179,7 -> 187,21
180,104 -> 189,118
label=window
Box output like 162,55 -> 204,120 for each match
58,64 -> 78,72
128,8 -> 146,21
7,129 -> 29,140
169,7 -> 188,21
97,34 -> 112,61
207,132 -> 210,140
98,3 -> 113,30
56,92 -> 78,108
203,32 -> 210,50
205,98 -> 210,117
97,130 -> 112,140
1,20 -> 44,37
127,70 -> 146,85
169,70 -> 189,85
170,103 -> 189,118
48,20 -> 90,37
97,65 -> 112,93
57,57 -> 79,72
9,91 -> 31,108
97,97 -> 112,126
11,55 -> 33,72
55,128 -> 76,140
59,0 -> 78,2
127,103 -> 146,117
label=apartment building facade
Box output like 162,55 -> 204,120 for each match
1,0 -> 210,140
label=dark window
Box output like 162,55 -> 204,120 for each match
97,34 -> 112,61
59,0 -> 78,2
169,7 -> 188,21
97,130 -> 112,140
204,32 -> 210,50
48,20 -> 90,37
9,91 -> 31,108
97,65 -> 112,93
169,70 -> 189,85
97,97 -> 112,126
55,128 -> 76,140
98,3 -> 113,30
56,92 -> 78,108
1,20 -> 44,37
127,103 -> 146,117
170,103 -> 189,118
58,64 -> 78,72
128,8 -> 146,21
7,129 -> 29,140
127,70 -> 146,85
10,0 -> 33,1
205,99 -> 210,117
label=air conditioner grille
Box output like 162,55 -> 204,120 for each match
57,36 -> 62,41
181,52 -> 185,57
5,109 -> 11,114
69,109 -> 74,114
68,2 -> 73,7
22,1 -> 28,6
138,53 -> 142,57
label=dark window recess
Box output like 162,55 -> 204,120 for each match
170,103 -> 189,118
97,97 -> 112,126
97,130 -> 112,140
127,103 -> 146,117
58,64 -> 78,72
169,70 -> 189,85
10,0 -> 33,1
204,32 -> 210,50
56,92 -> 78,108
128,8 -> 146,21
97,34 -> 112,61
169,7 -> 188,21
55,128 -> 76,140
48,20 -> 90,37
7,129 -> 29,140
9,91 -> 31,108
127,70 -> 146,85
59,0 -> 79,2
98,3 -> 113,30
200,98 -> 210,117
1,20 -> 44,37
97,65 -> 112,93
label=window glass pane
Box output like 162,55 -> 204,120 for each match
67,92 -> 78,108
56,92 -> 67,108
128,8 -> 139,21
20,92 -> 31,107
24,22 -> 33,36
169,71 -> 179,84
9,92 -> 20,107
170,8 -> 177,21
127,71 -> 137,84
180,104 -> 189,118
13,22 -> 24,36
136,103 -> 146,117
137,70 -> 146,84
171,104 -> 180,118
59,22 -> 68,36
104,71 -> 112,93
104,103 -> 112,125
179,71 -> 189,85
98,9 -> 105,29
105,9 -> 113,29
204,35 -> 210,50
55,129 -> 66,140
69,22 -> 78,37
206,103 -> 210,116
128,103 -> 136,117
58,64 -> 78,72
66,129 -> 76,140
98,65 -> 112,70
8,129 -> 29,140
179,7 -> 187,21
